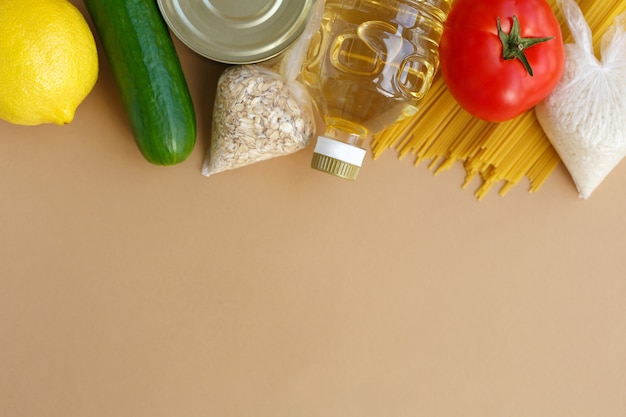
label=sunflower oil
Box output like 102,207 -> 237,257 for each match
303,0 -> 452,180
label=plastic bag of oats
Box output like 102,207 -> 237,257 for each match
202,0 -> 323,177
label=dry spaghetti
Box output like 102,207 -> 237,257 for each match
371,0 -> 625,200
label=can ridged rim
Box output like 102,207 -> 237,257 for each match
157,0 -> 315,64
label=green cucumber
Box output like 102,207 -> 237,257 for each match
84,0 -> 196,165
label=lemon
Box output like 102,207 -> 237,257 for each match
0,0 -> 98,126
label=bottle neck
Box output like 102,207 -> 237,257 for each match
324,120 -> 370,148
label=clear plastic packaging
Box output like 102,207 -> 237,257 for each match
535,0 -> 626,199
202,0 -> 324,177
302,0 -> 452,180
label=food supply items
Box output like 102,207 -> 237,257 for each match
0,0 -> 98,126
372,0 -> 625,200
439,0 -> 565,123
535,0 -> 626,199
302,0 -> 452,180
157,0 -> 316,64
202,0 -> 323,177
84,0 -> 196,166
203,65 -> 315,176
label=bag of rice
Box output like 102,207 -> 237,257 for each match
202,0 -> 323,177
535,0 -> 626,199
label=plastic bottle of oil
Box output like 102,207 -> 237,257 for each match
302,0 -> 452,180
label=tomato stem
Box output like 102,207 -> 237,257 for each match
497,16 -> 554,77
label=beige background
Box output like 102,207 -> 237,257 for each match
2,1 -> 626,416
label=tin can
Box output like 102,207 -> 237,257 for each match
157,0 -> 315,64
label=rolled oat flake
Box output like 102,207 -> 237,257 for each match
157,0 -> 315,64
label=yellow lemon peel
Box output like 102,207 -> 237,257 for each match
0,0 -> 98,126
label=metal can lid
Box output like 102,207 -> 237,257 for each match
157,0 -> 315,64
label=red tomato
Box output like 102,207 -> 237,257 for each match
439,0 -> 565,122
